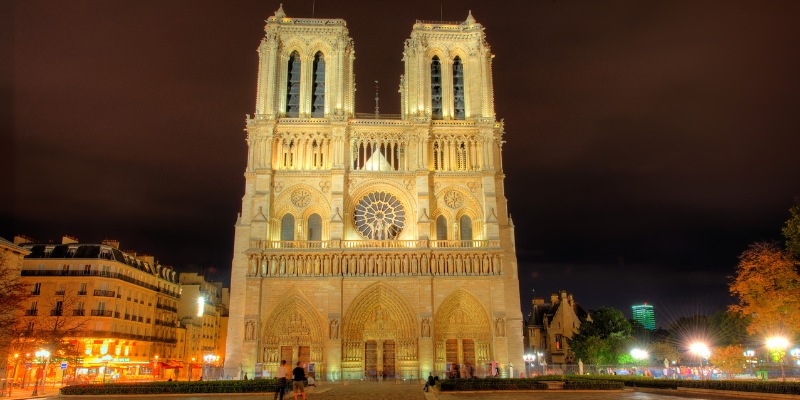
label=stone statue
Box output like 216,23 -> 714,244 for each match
329,318 -> 339,339
245,320 -> 255,341
495,317 -> 505,337
421,318 -> 431,337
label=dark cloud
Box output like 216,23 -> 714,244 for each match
3,0 -> 800,327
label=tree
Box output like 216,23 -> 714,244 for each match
783,200 -> 800,259
30,285 -> 92,354
708,345 -> 747,378
730,242 -> 800,336
708,311 -> 749,347
649,341 -> 682,365
0,253 -> 30,374
568,307 -> 634,365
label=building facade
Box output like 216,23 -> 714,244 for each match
631,303 -> 655,330
225,6 -> 524,380
525,291 -> 588,368
177,273 -> 229,379
14,236 -> 182,383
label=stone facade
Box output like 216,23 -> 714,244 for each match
525,291 -> 588,366
224,6 -> 523,380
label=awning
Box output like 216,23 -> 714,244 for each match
157,361 -> 184,369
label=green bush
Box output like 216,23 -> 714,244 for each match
59,379 -> 281,395
564,380 -> 624,390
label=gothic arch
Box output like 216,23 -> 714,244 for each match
433,289 -> 493,370
260,287 -> 325,364
436,185 -> 483,221
342,282 -> 417,341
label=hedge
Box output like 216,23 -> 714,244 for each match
559,375 -> 800,395
60,379 -> 281,395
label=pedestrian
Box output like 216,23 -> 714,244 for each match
424,373 -> 434,392
292,362 -> 307,400
244,373 -> 248,380
274,360 -> 288,400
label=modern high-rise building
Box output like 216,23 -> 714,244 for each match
631,303 -> 655,330
225,6 -> 523,380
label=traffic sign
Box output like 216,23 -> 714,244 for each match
25,362 -> 31,369
61,362 -> 68,370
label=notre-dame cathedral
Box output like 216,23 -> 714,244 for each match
224,5 -> 523,380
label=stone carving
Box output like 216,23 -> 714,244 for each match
274,181 -> 285,193
495,317 -> 505,337
329,318 -> 339,339
467,181 -> 481,193
291,188 -> 311,207
245,320 -> 256,341
353,191 -> 405,240
319,180 -> 331,192
444,190 -> 464,208
403,177 -> 414,190
421,318 -> 431,337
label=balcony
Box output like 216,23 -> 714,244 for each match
20,270 -> 181,299
50,310 -> 63,316
31,290 -> 40,296
25,310 -> 38,316
55,290 -> 65,296
124,314 -> 131,320
138,316 -> 144,322
91,310 -> 113,317
73,309 -> 86,316
156,303 -> 177,313
93,290 -> 116,297
114,312 -> 121,318
77,291 -> 87,296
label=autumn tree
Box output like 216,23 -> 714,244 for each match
729,242 -> 800,336
709,345 -> 747,378
31,284 -> 92,354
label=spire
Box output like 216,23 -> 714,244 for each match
274,3 -> 286,19
465,10 -> 476,25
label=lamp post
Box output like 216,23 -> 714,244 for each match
101,355 -> 112,384
189,357 -> 195,382
766,336 -> 789,382
538,352 -> 545,376
523,354 -> 534,377
203,354 -> 217,380
689,343 -> 710,380
31,349 -> 50,396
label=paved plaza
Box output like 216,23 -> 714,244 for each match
36,381 -> 779,400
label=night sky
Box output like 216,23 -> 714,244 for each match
4,1 -> 800,327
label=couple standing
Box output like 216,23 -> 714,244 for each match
274,360 -> 307,400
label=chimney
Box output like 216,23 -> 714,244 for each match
13,235 -> 35,245
550,293 -> 558,303
137,254 -> 155,265
102,239 -> 120,249
62,235 -> 79,244
533,297 -> 545,306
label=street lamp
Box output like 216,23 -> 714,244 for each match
31,349 -> 50,396
766,336 -> 790,382
203,354 -> 217,380
523,354 -> 535,377
101,355 -> 112,384
538,352 -> 545,376
189,357 -> 195,382
689,342 -> 710,380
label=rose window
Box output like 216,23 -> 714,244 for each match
354,191 -> 406,240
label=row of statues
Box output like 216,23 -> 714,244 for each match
248,252 -> 503,277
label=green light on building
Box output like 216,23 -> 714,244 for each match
632,303 -> 655,330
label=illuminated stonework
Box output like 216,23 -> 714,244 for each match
225,5 -> 523,381
354,192 -> 406,240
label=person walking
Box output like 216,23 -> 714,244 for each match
292,362 -> 307,400
424,373 -> 434,392
274,360 -> 288,400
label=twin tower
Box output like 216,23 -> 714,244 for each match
225,5 -> 524,380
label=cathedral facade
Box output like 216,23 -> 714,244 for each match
224,6 -> 524,380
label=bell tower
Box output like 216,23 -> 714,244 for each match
401,11 -> 495,120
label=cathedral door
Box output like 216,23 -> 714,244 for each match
298,346 -> 311,372
383,340 -> 395,378
463,339 -> 475,376
365,340 -> 377,378
281,346 -> 293,368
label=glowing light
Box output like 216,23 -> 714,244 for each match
197,296 -> 205,317
630,348 -> 649,360
767,337 -> 789,350
690,342 -> 710,358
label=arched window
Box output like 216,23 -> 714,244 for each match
431,56 -> 442,120
286,51 -> 301,117
307,213 -> 322,241
460,215 -> 473,241
436,215 -> 448,240
280,214 -> 295,241
312,52 -> 325,118
453,56 -> 465,120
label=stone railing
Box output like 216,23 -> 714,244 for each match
249,239 -> 500,250
245,248 -> 504,278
